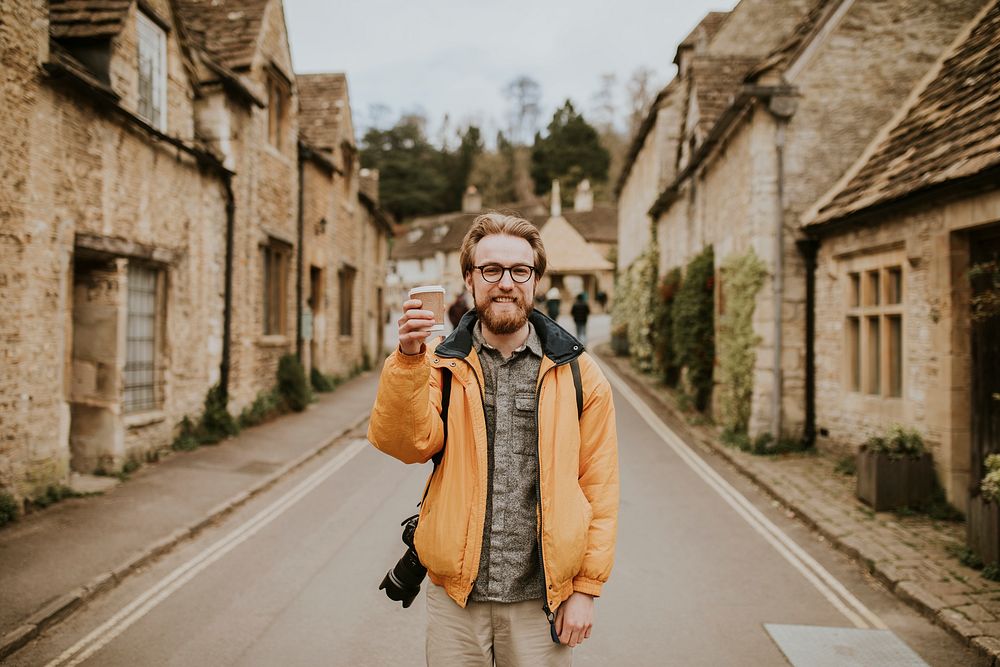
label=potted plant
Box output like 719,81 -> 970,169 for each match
856,425 -> 935,511
968,454 -> 1000,566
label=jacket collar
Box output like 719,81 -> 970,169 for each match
435,309 -> 583,365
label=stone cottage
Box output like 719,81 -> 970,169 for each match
0,0 -> 387,506
625,0 -> 985,441
802,0 -> 1000,510
298,72 -> 393,378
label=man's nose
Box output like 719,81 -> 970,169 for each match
497,270 -> 516,288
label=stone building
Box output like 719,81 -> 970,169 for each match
802,0 -> 1000,510
387,183 -> 616,320
298,72 -> 392,377
176,0 -> 301,413
0,0 -> 385,505
621,0 -> 985,440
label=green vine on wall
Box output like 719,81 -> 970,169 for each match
652,268 -> 682,387
673,246 -> 715,411
612,242 -> 659,372
716,249 -> 767,434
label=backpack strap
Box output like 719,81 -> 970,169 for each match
570,358 -> 583,420
420,369 -> 451,506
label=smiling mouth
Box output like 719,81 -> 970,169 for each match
492,297 -> 518,303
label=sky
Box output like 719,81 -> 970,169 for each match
285,0 -> 737,144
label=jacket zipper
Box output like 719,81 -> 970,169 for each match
534,360 -> 567,643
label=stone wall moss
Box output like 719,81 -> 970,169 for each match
652,267 -> 682,387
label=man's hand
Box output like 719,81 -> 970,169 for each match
398,299 -> 436,356
554,592 -> 594,647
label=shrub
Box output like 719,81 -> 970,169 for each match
197,384 -> 240,444
716,249 -> 767,434
672,246 -> 715,411
171,416 -> 200,451
278,354 -> 312,412
982,454 -> 1000,503
612,243 -> 659,372
652,268 -> 682,387
311,367 -> 338,393
863,424 -> 925,461
29,485 -> 81,510
0,490 -> 18,527
239,388 -> 285,428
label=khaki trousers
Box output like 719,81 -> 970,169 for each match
426,584 -> 573,667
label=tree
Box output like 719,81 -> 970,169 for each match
504,76 -> 542,145
359,115 -> 450,220
530,100 -> 610,201
626,67 -> 656,141
470,131 -> 517,206
442,125 -> 484,210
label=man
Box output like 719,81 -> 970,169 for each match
570,293 -> 590,345
368,212 -> 619,666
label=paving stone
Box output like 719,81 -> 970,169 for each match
955,604 -> 999,623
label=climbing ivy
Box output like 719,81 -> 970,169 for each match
612,244 -> 659,371
672,246 -> 715,411
652,268 -> 682,386
716,249 -> 767,433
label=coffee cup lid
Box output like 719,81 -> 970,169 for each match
409,285 -> 445,295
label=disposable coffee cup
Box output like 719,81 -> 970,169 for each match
409,285 -> 445,332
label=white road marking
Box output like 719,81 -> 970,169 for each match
601,361 -> 887,631
45,438 -> 370,667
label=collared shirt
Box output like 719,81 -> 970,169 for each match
469,321 -> 545,603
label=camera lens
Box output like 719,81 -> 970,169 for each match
380,548 -> 426,608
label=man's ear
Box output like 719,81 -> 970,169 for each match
464,272 -> 473,293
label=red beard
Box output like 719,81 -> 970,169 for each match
474,286 -> 532,335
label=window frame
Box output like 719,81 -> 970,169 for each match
842,252 -> 905,399
266,68 -> 291,151
136,10 -> 167,130
262,238 -> 292,336
338,265 -> 357,338
124,262 -> 165,414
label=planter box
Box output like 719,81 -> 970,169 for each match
855,448 -> 935,511
968,495 -> 1000,565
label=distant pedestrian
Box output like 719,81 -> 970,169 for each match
447,292 -> 468,329
570,293 -> 590,345
545,286 -> 561,320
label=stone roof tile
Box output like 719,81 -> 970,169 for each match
174,0 -> 270,71
297,72 -> 349,152
809,1 -> 1000,226
49,0 -> 133,40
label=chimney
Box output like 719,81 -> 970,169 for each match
462,185 -> 482,213
574,179 -> 593,212
550,179 -> 562,217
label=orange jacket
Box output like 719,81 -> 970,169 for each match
368,311 -> 619,613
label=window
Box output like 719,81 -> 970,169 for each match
844,262 -> 904,397
262,239 -> 291,335
136,12 -> 167,130
338,266 -> 356,337
124,264 -> 163,413
267,71 -> 289,150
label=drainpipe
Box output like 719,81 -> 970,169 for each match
768,94 -> 797,439
220,172 -> 235,400
296,146 -> 305,362
797,238 -> 819,448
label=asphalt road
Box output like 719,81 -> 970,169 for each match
8,348 -> 985,666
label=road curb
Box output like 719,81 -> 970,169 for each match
0,410 -> 371,661
596,347 -> 1000,666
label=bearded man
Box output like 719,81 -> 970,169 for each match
368,212 -> 619,666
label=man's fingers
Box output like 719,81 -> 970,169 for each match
554,607 -> 564,636
403,298 -> 423,310
584,626 -> 592,640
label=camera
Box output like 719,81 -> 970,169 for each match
379,514 -> 426,608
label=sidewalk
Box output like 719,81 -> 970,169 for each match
0,370 -> 380,660
597,347 -> 1000,665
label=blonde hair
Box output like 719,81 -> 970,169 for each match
459,212 -> 547,279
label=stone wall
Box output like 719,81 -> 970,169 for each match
0,2 -> 229,499
812,188 -> 1000,510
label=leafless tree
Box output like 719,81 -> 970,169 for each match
503,75 -> 542,145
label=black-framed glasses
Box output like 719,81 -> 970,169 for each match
474,264 -> 536,284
